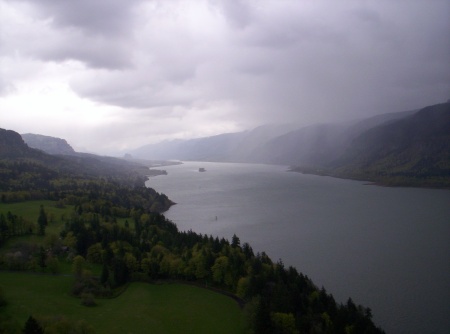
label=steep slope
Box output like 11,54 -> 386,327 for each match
0,129 -> 28,158
260,123 -> 350,165
21,133 -> 76,155
0,128 -> 151,187
260,108 -> 417,166
327,102 -> 450,186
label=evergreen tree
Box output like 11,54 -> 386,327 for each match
231,234 -> 240,248
22,316 -> 43,334
37,205 -> 47,236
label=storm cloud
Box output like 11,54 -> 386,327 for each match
1,0 -> 449,153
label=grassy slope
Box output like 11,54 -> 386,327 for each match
0,272 -> 246,334
0,200 -> 73,256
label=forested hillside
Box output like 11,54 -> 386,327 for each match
0,128 -> 384,333
299,102 -> 450,187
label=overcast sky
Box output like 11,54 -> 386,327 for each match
1,0 -> 449,154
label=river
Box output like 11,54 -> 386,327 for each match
145,161 -> 450,334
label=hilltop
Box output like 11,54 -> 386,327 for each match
21,133 -> 76,155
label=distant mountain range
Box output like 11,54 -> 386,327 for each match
129,108 -> 422,166
3,101 -> 448,188
130,101 -> 450,187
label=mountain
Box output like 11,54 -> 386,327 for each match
258,108 -> 418,167
324,102 -> 450,186
0,129 -> 31,158
0,128 -> 153,188
131,101 -> 449,187
130,123 -> 297,162
131,107 -> 419,167
21,133 -> 76,155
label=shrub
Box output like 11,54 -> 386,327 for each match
80,293 -> 96,307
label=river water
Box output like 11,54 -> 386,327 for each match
145,161 -> 450,334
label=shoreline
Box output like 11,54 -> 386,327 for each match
288,166 -> 450,190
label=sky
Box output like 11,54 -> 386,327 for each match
1,0 -> 449,154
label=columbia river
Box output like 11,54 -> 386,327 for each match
146,161 -> 450,334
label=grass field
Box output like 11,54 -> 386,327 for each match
0,272 -> 246,334
0,200 -> 73,235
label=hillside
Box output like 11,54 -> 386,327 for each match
130,108 -> 418,166
1,128 -> 157,188
21,133 -> 76,155
326,102 -> 450,186
0,128 -> 173,210
0,129 -> 42,159
130,124 -> 296,162
130,102 -> 449,187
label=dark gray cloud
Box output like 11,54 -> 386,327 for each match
4,0 -> 142,69
1,0 -> 449,153
24,0 -> 142,36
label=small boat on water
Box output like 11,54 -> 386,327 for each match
199,167 -> 206,172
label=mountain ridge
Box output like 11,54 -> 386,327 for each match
130,101 -> 450,187
21,133 -> 76,155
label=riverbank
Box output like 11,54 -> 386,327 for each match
288,165 -> 450,189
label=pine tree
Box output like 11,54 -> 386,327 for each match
22,316 -> 43,334
37,206 -> 47,236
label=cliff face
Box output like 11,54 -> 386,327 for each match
21,133 -> 76,155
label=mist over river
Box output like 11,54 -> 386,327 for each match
146,161 -> 450,334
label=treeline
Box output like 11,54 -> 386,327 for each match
0,212 -> 34,246
57,203 -> 384,334
0,200 -> 384,333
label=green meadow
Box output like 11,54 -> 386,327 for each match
0,200 -> 72,249
0,272 -> 246,334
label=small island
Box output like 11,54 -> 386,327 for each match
199,167 -> 206,172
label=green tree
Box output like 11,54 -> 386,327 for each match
231,234 -> 240,248
124,253 -> 138,272
271,312 -> 299,334
86,243 -> 103,264
211,256 -> 232,286
236,276 -> 250,299
72,255 -> 86,278
37,206 -> 47,236
22,316 -> 43,334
